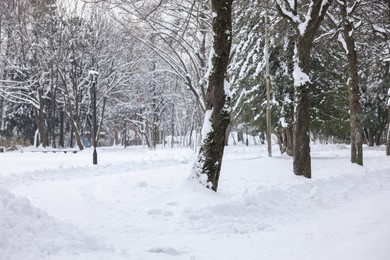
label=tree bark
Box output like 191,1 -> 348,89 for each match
277,131 -> 286,154
59,108 -> 64,148
340,0 -> 363,165
34,89 -> 48,148
293,63 -> 311,178
367,128 -> 374,146
285,126 -> 294,156
293,34 -> 314,178
191,0 -> 233,192
50,88 -> 57,148
276,0 -> 332,178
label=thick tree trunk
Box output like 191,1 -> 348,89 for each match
293,79 -> 311,178
293,40 -> 312,178
191,0 -> 233,192
341,0 -> 363,166
276,0 -> 332,179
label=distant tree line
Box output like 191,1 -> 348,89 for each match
0,0 -> 202,150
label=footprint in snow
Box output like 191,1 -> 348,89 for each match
166,201 -> 179,206
147,209 -> 173,217
148,247 -> 184,256
138,181 -> 148,188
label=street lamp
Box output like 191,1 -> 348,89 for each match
89,70 -> 99,165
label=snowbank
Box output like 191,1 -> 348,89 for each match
0,186 -> 101,260
184,168 -> 390,234
1,145 -> 390,259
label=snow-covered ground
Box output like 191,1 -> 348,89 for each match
1,144 -> 390,260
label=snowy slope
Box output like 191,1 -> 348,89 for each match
1,144 -> 390,260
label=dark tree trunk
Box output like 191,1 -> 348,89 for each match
292,67 -> 311,178
191,0 -> 233,192
375,129 -> 383,146
276,0 -> 332,179
59,108 -> 64,148
35,89 -> 48,148
277,131 -> 286,154
70,127 -> 74,148
237,131 -> 243,143
50,89 -> 57,148
340,0 -> 363,166
293,34 -> 313,178
367,129 -> 374,146
225,125 -> 231,146
285,125 -> 294,156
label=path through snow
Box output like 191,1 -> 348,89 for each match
1,145 -> 390,259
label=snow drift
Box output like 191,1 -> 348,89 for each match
0,187 -> 101,260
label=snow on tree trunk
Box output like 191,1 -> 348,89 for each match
276,0 -> 333,178
190,0 -> 233,192
34,89 -> 48,148
293,46 -> 311,178
340,0 -> 363,166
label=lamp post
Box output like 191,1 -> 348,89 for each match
89,70 -> 99,165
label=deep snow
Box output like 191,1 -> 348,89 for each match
1,144 -> 390,260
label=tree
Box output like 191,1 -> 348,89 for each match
229,0 -> 295,155
112,0 -> 211,112
338,0 -> 363,165
358,0 -> 390,147
0,0 -> 60,148
191,0 -> 233,192
275,0 -> 333,178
